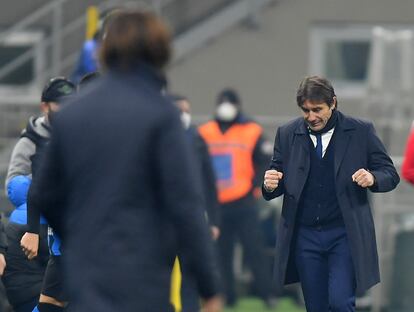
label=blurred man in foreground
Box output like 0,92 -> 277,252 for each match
28,9 -> 222,312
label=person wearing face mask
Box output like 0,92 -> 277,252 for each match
170,94 -> 220,240
168,94 -> 220,312
199,88 -> 274,308
4,77 -> 75,312
263,76 -> 399,312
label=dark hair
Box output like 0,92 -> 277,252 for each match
216,88 -> 241,106
99,10 -> 171,71
78,71 -> 101,91
296,76 -> 337,108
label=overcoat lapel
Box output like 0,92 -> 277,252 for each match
294,121 -> 310,155
334,113 -> 355,177
291,122 -> 310,199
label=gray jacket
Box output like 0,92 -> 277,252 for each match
5,116 -> 50,190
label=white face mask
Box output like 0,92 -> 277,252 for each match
180,112 -> 191,129
216,102 -> 238,122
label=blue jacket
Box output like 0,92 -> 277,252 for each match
8,176 -> 60,256
8,176 -> 47,225
71,39 -> 99,83
3,175 -> 49,306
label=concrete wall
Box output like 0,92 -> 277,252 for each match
168,0 -> 414,125
0,0 -> 108,27
0,0 -> 109,79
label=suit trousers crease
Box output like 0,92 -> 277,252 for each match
294,226 -> 356,312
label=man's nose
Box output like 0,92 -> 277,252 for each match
307,111 -> 317,121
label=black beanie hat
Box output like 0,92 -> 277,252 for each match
41,77 -> 76,103
216,88 -> 241,106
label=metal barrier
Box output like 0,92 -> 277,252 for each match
0,0 -> 272,104
0,0 -> 155,89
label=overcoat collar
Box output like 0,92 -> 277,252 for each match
110,62 -> 167,93
293,111 -> 356,176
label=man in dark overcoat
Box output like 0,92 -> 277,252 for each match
27,10 -> 222,312
263,76 -> 399,312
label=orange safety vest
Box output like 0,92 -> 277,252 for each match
199,120 -> 262,204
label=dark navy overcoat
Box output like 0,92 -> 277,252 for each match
28,65 -> 219,312
263,111 -> 399,295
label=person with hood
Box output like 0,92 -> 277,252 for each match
2,176 -> 49,312
6,77 -> 76,188
198,88 -> 274,308
5,77 -> 75,312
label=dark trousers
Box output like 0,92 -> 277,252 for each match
218,202 -> 270,305
295,226 -> 356,312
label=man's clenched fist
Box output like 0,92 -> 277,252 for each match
352,169 -> 375,188
263,169 -> 283,192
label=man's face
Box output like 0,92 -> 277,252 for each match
41,102 -> 60,114
300,99 -> 335,132
41,102 -> 60,123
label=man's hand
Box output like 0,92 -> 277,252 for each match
352,169 -> 375,188
263,169 -> 283,192
0,254 -> 6,276
210,226 -> 220,241
20,232 -> 39,260
202,295 -> 223,312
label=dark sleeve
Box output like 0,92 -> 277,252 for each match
27,128 -> 65,237
402,128 -> 414,185
253,133 -> 272,188
262,127 -> 285,200
196,134 -> 220,227
27,186 -> 41,234
0,215 -> 7,254
156,109 -> 220,299
366,122 -> 400,192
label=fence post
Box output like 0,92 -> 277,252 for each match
52,1 -> 63,76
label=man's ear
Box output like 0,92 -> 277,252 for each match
331,96 -> 337,110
